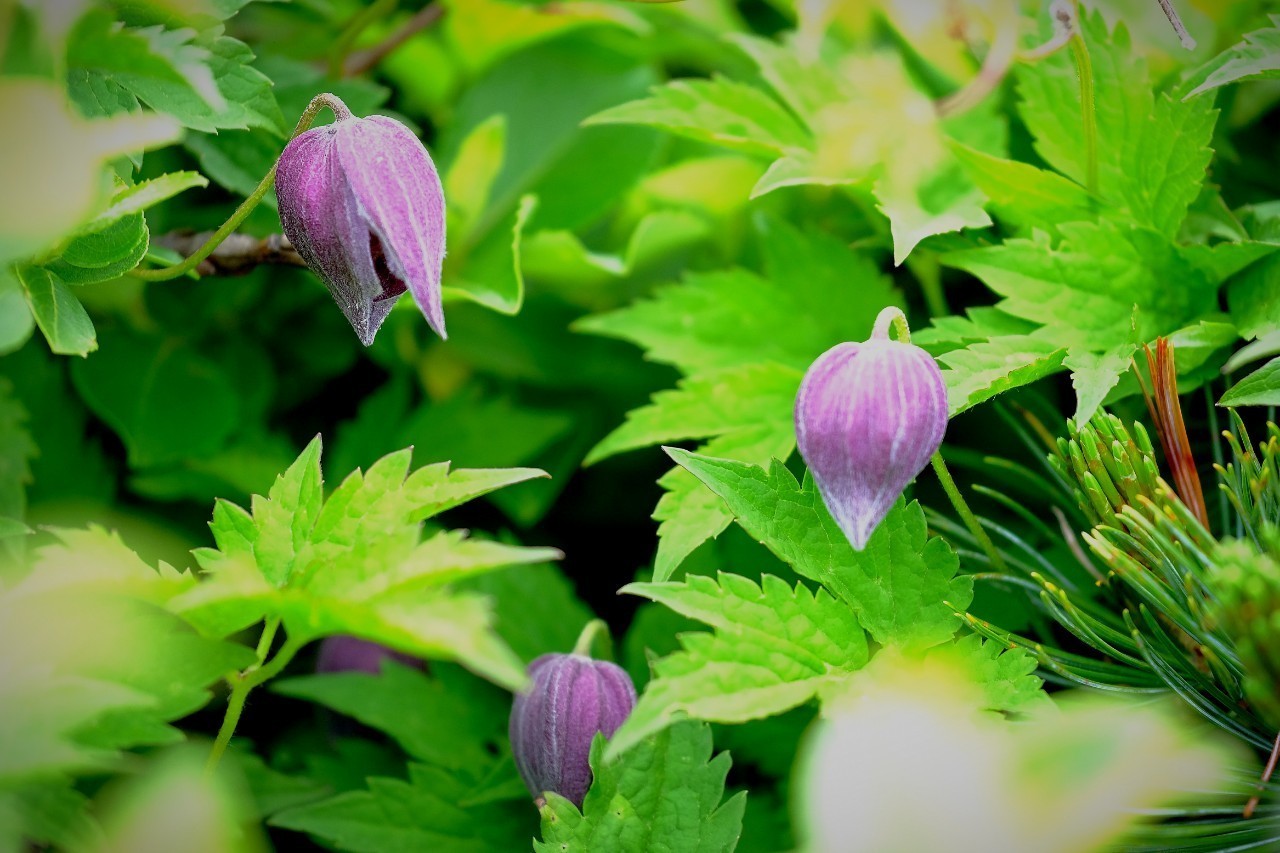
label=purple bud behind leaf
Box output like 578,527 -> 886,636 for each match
276,109 -> 446,346
795,307 -> 948,550
509,653 -> 637,807
316,635 -> 421,675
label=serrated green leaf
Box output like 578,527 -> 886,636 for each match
82,172 -> 208,233
726,33 -> 844,124
1185,15 -> 1280,97
537,721 -> 744,853
17,266 -> 97,357
924,635 -> 1050,718
948,141 -> 1094,233
69,328 -> 238,465
936,333 -> 1067,417
1064,344 -> 1138,424
458,563 -> 594,663
201,34 -> 286,135
1219,356 -> 1280,407
1016,10 -> 1216,237
609,573 -> 867,757
588,363 -> 801,465
944,223 -> 1215,351
668,450 -> 972,650
271,763 -> 535,852
586,76 -> 810,157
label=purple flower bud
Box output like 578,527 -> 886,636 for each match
508,653 -> 637,807
316,635 -> 421,675
275,99 -> 446,346
795,307 -> 948,551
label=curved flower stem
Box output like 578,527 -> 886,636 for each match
572,618 -> 612,660
206,629 -> 306,774
872,305 -> 912,343
931,451 -> 1010,573
132,93 -> 352,282
1068,31 -> 1099,197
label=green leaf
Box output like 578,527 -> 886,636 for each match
609,573 -> 868,757
1219,356 -> 1280,407
46,212 -> 149,284
936,334 -> 1067,417
0,379 -> 35,525
1185,15 -> 1280,97
587,362 -> 801,465
726,33 -> 845,125
667,450 -> 972,650
536,721 -> 744,853
459,563 -> 594,663
69,328 -> 238,466
201,34 -> 286,135
442,193 -> 534,314
443,114 -> 507,241
1228,254 -> 1280,340
0,269 -> 34,355
271,763 -> 536,852
17,267 -> 96,357
586,76 -> 810,157
924,635 -> 1050,718
943,223 -> 1216,351
273,663 -> 507,771
82,171 -> 209,233
948,141 -> 1094,234
175,443 -> 551,688
1016,10 -> 1216,237
1064,344 -> 1138,425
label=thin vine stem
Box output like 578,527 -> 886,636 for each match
572,618 -> 611,659
206,631 -> 307,774
132,93 -> 353,282
1068,31 -> 1099,196
932,451 -> 1011,574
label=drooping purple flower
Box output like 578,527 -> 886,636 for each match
275,96 -> 446,345
316,635 -> 421,675
795,306 -> 948,551
509,653 -> 637,807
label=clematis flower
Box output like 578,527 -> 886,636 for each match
275,97 -> 446,345
508,653 -> 636,807
795,306 -> 948,550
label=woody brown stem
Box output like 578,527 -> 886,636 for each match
342,3 -> 443,77
152,231 -> 305,276
1244,730 -> 1280,818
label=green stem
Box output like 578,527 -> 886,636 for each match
1068,31 -> 1099,197
572,618 -> 611,659
132,93 -> 353,282
206,631 -> 307,774
931,450 -> 1009,573
329,0 -> 398,78
872,305 -> 911,343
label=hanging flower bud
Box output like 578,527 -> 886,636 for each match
316,635 -> 420,675
275,95 -> 446,345
508,653 -> 636,807
795,306 -> 948,550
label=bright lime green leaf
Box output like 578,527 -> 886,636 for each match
943,223 -> 1216,351
1228,254 -> 1280,340
443,193 -> 534,315
949,142 -> 1094,233
443,114 -> 507,241
587,363 -> 801,465
459,563 -> 594,663
17,267 -> 97,357
668,450 -> 972,650
274,663 -> 506,771
924,635 -> 1050,718
609,573 -> 868,757
1016,10 -> 1216,237
914,307 -> 1038,356
936,334 -> 1068,417
69,328 -> 238,465
1185,15 -> 1280,97
537,722 -> 744,853
82,172 -> 209,233
726,33 -> 845,124
586,77 -> 810,157
1219,357 -> 1280,407
654,427 -> 796,582
1065,345 -> 1138,424
176,442 -> 550,688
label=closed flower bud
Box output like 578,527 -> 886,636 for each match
508,653 -> 637,807
275,95 -> 446,345
795,306 -> 948,550
316,635 -> 420,675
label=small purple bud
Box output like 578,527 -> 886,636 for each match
276,96 -> 446,346
508,653 -> 637,807
795,306 -> 948,551
316,635 -> 421,675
